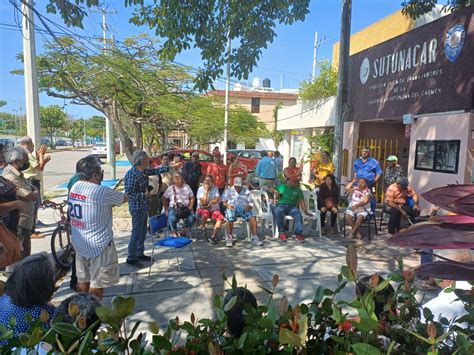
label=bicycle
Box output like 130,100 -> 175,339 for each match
42,199 -> 75,269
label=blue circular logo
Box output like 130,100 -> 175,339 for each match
445,24 -> 465,62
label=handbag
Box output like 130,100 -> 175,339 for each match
0,223 -> 22,269
173,186 -> 191,219
324,197 -> 336,209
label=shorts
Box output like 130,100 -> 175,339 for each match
196,208 -> 225,221
76,240 -> 119,289
225,205 -> 255,222
345,209 -> 368,218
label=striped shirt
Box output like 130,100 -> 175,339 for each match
69,181 -> 125,258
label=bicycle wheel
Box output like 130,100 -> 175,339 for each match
51,224 -> 74,269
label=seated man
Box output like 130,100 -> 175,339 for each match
268,177 -> 312,243
221,177 -> 262,247
344,178 -> 371,239
384,176 -> 420,235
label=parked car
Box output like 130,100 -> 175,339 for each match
41,138 -> 51,145
227,149 -> 268,172
55,139 -> 68,147
150,149 -> 214,173
91,142 -> 108,158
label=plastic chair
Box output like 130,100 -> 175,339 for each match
302,190 -> 322,238
148,213 -> 167,277
151,236 -> 193,282
343,196 -> 378,241
250,190 -> 275,238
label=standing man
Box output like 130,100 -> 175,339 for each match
255,150 -> 276,189
353,147 -> 382,189
206,154 -> 227,194
182,152 -> 202,207
2,146 -> 38,259
69,156 -> 127,299
383,155 -> 404,188
274,151 -> 283,183
269,177 -> 312,243
124,150 -> 169,268
20,136 -> 51,238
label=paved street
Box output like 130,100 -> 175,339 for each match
43,149 -> 91,190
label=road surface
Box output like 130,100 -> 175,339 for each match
42,149 -> 91,190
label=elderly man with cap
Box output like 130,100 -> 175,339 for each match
383,155 -> 404,188
384,176 -> 420,234
124,150 -> 169,267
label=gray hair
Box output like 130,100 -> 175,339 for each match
19,136 -> 33,145
76,155 -> 102,181
5,146 -> 28,164
53,293 -> 102,332
132,150 -> 148,166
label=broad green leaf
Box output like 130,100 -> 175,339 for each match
351,343 -> 381,355
278,328 -> 303,347
51,322 -> 81,338
224,296 -> 237,312
341,265 -> 355,282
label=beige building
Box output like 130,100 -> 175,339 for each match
207,90 -> 297,130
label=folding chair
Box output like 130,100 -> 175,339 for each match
343,196 -> 378,241
147,214 -> 194,282
250,190 -> 275,238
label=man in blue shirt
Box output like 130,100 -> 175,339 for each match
353,147 -> 382,188
255,150 -> 276,188
124,150 -> 169,267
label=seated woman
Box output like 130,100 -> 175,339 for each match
0,254 -> 56,343
344,178 -> 371,239
283,157 -> 302,182
317,175 -> 339,234
162,172 -> 196,237
196,175 -> 225,244
384,176 -> 420,235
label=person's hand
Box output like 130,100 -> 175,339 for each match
413,204 -> 420,211
44,155 -> 51,164
305,211 -> 313,217
320,207 -> 327,213
273,190 -> 281,198
331,207 -> 338,214
38,144 -> 48,156
238,171 -> 243,176
228,204 -> 235,210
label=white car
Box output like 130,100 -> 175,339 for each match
91,142 -> 107,158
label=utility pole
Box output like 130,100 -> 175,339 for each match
312,32 -> 318,79
91,7 -> 117,179
22,0 -> 41,148
222,28 -> 231,165
333,0 -> 352,182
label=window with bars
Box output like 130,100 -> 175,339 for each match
251,97 -> 260,113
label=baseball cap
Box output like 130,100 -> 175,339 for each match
234,177 -> 243,186
387,155 -> 398,162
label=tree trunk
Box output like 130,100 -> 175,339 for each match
134,122 -> 143,151
105,108 -> 135,162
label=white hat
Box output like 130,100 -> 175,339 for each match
234,177 -> 243,186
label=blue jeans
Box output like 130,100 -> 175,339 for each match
167,207 -> 196,231
128,210 -> 147,261
421,249 -> 433,264
275,204 -> 303,235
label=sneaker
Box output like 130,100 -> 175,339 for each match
251,235 -> 263,246
126,259 -> 144,268
279,233 -> 287,242
226,235 -> 234,247
208,237 -> 217,245
295,235 -> 305,243
137,255 -> 152,262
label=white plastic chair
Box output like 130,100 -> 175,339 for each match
250,190 -> 275,238
302,190 -> 322,238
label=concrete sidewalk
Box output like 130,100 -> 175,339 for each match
33,200 -> 421,330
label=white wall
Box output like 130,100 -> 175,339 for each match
276,97 -> 336,131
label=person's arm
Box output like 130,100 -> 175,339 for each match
198,187 -> 209,206
374,161 -> 383,183
255,160 -> 262,177
0,200 -> 23,215
408,187 -> 420,210
268,186 -> 281,198
298,198 -> 312,216
346,179 -> 356,191
352,194 -> 370,210
37,144 -> 51,171
162,196 -> 169,213
189,195 -> 195,210
144,166 -> 169,176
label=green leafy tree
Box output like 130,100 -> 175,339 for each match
67,118 -> 84,146
85,116 -> 106,140
40,105 -> 67,145
45,0 -> 310,90
299,61 -> 338,102
401,0 -> 472,19
18,35 -> 193,160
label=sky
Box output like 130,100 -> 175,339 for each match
0,0 -> 405,119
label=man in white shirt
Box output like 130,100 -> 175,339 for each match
69,156 -> 127,299
221,177 -> 262,247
